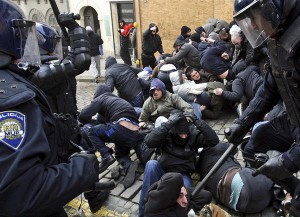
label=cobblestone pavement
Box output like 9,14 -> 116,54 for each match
64,81 -> 277,217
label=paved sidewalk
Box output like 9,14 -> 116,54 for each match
64,81 -> 277,217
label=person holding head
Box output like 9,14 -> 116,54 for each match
227,0 -> 300,215
138,78 -> 194,128
0,0 -> 102,215
78,84 -> 140,188
86,26 -> 103,83
118,19 -> 134,66
142,23 -> 164,69
139,113 -> 218,216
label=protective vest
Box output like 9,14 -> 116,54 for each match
269,16 -> 300,127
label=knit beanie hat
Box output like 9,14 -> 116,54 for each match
181,26 -> 191,36
195,26 -> 205,35
190,32 -> 201,43
174,116 -> 190,134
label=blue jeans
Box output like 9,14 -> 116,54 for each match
87,122 -> 139,168
192,102 -> 202,120
138,160 -> 191,217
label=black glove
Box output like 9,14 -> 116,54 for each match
69,151 -> 99,172
252,152 -> 293,180
183,112 -> 197,123
193,119 -> 206,129
168,113 -> 184,125
58,13 -> 79,30
84,189 -> 110,213
227,123 -> 249,146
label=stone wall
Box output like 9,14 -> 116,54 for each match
134,0 -> 234,58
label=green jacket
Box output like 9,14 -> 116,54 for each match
139,91 -> 193,123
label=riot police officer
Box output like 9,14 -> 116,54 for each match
0,0 -> 100,216
228,0 -> 300,215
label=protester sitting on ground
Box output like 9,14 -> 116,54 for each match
213,65 -> 264,113
206,18 -> 229,33
138,78 -> 194,128
78,84 -> 139,188
143,172 -> 212,217
139,113 -> 218,216
104,56 -> 144,113
185,67 -> 217,83
189,32 -> 201,49
175,25 -> 192,44
198,38 -> 235,81
165,39 -> 201,69
194,81 -> 225,120
197,142 -> 275,214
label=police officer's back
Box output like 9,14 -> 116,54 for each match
0,1 -> 99,215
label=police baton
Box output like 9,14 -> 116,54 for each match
191,128 -> 236,197
191,143 -> 236,197
49,0 -> 70,44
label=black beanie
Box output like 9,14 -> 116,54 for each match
190,32 -> 201,43
174,117 -> 189,134
181,26 -> 191,36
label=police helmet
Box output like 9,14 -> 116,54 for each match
233,0 -> 282,48
0,0 -> 40,68
36,23 -> 63,59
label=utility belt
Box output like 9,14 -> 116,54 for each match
113,117 -> 139,131
142,52 -> 154,58
218,167 -> 240,206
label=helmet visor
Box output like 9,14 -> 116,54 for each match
234,0 -> 279,48
12,19 -> 41,67
52,36 -> 63,60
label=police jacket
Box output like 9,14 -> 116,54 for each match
142,29 -> 164,55
79,92 -> 138,125
165,43 -> 201,69
144,120 -> 219,174
237,11 -> 300,173
0,68 -> 97,216
221,65 -> 263,102
105,56 -> 143,102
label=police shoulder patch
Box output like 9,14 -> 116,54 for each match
0,111 -> 27,151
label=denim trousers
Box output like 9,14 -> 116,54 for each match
87,122 -> 139,168
138,160 -> 191,217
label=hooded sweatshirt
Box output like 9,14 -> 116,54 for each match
139,78 -> 193,123
105,56 -> 143,102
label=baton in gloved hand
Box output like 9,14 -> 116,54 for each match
191,143 -> 236,197
49,0 -> 69,44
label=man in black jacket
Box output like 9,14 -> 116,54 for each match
79,84 -> 139,188
142,23 -> 164,69
138,112 -> 218,216
105,56 -> 144,111
86,26 -> 103,83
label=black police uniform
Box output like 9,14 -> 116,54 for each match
0,68 -> 98,216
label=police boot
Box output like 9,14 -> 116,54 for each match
240,141 -> 256,168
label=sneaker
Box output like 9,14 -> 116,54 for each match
99,154 -> 115,173
122,161 -> 138,188
110,165 -> 121,181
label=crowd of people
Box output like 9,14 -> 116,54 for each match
1,0 -> 300,216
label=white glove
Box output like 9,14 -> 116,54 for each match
150,26 -> 157,31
